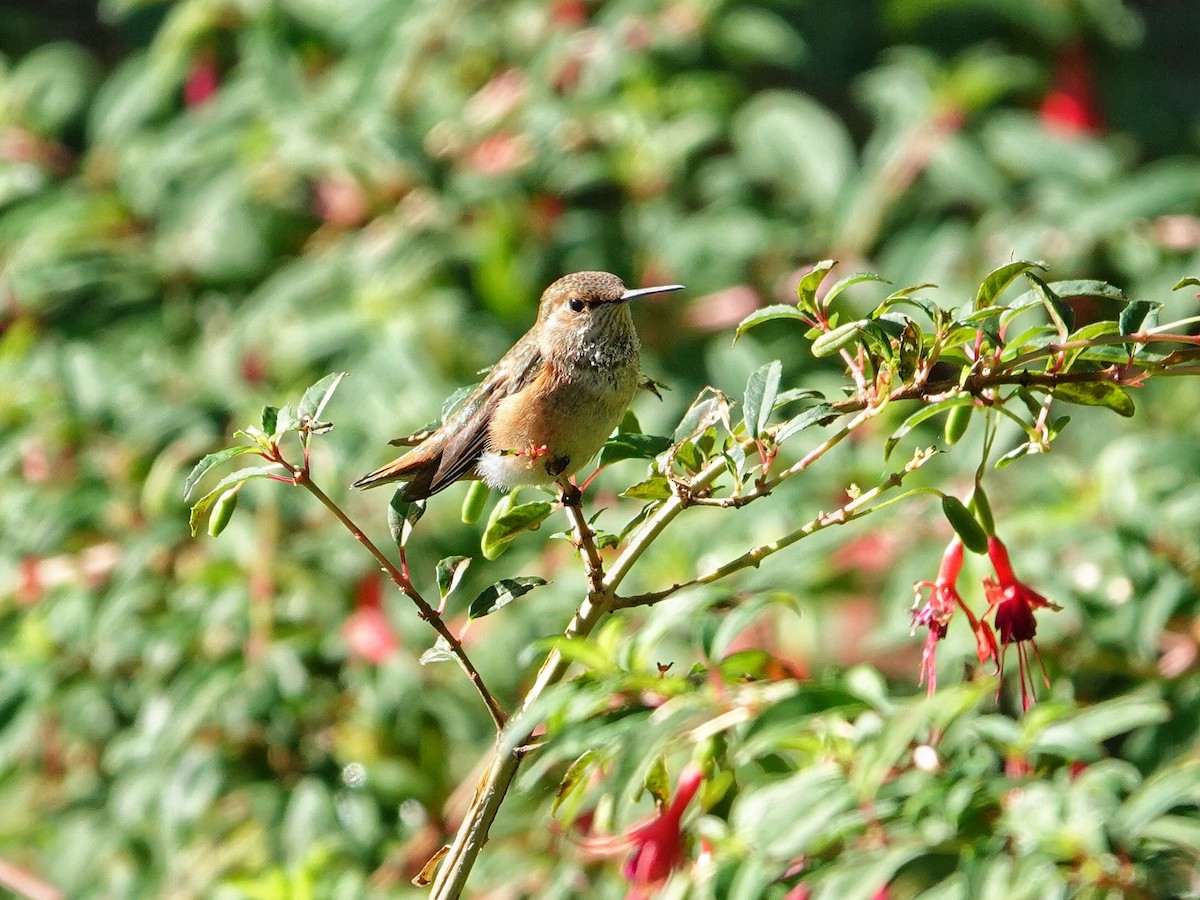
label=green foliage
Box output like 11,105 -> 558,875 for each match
3,1 -> 1200,898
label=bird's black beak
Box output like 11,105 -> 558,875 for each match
619,283 -> 686,303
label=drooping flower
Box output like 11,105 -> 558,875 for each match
342,576 -> 399,664
911,538 -> 965,694
581,763 -> 704,898
983,536 -> 1061,710
1039,44 -> 1104,135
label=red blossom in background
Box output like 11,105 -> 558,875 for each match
342,576 -> 399,664
184,49 -> 220,108
1039,44 -> 1104,135
983,536 -> 1061,711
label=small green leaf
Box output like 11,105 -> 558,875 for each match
553,750 -> 598,817
743,360 -> 782,439
642,756 -> 671,809
622,475 -> 672,500
297,372 -> 347,423
941,496 -> 988,554
599,433 -> 672,466
184,445 -> 262,500
1052,382 -> 1135,417
1025,273 -> 1074,336
1119,300 -> 1158,336
261,405 -> 279,435
974,260 -> 1046,308
796,259 -> 837,313
810,319 -> 865,357
823,271 -> 891,306
995,442 -> 1031,469
672,389 -> 733,444
435,556 -> 471,603
733,304 -> 807,341
482,500 -> 553,560
883,396 -> 974,460
419,636 -> 455,665
188,465 -> 284,535
1172,276 -> 1200,291
468,576 -> 548,619
388,492 -> 425,549
775,402 -> 837,443
275,404 -> 300,433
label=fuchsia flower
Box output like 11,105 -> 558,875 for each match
342,576 -> 399,664
983,537 -> 1061,711
582,763 -> 704,898
1039,44 -> 1104,135
911,538 -> 965,694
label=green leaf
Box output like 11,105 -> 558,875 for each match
297,372 -> 347,423
974,260 -> 1046,308
482,500 -> 553,560
642,755 -> 671,809
732,764 -> 853,862
743,360 -> 782,439
1052,382 -> 1135,417
599,433 -> 672,466
435,556 -> 471,603
553,750 -> 598,817
468,576 -> 548,619
733,304 -> 807,341
823,271 -> 891,306
275,404 -> 300,433
1172,276 -> 1200,291
621,475 -> 672,500
1025,273 -> 1074,336
796,259 -> 837,313
184,445 -> 262,500
261,405 -> 279,435
941,496 -> 988,554
810,319 -> 865,357
1114,759 -> 1200,839
1119,300 -> 1159,336
388,492 -> 425,549
995,442 -> 1031,469
188,465 -> 284,536
883,396 -> 974,459
775,402 -> 837,443
418,636 -> 454,665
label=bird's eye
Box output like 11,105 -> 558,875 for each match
567,297 -> 586,313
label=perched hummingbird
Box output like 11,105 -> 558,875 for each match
352,272 -> 685,501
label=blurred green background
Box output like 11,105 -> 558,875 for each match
2,1 -> 1199,897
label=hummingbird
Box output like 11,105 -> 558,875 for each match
352,271 -> 685,502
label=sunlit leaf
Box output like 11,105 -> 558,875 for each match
297,372 -> 347,423
435,556 -> 471,603
468,576 -> 548,619
388,492 -> 425,549
743,360 -> 781,439
1052,382 -> 1135,417
974,259 -> 1045,308
482,500 -> 553,560
184,445 -> 262,500
733,304 -> 807,341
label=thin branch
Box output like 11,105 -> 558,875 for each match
429,484 -> 614,899
297,472 -> 508,731
617,447 -> 937,608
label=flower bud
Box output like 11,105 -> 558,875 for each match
207,487 -> 239,537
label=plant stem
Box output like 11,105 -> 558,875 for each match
430,492 -> 612,899
296,472 -> 508,731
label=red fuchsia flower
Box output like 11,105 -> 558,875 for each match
1039,44 -> 1104,135
582,763 -> 704,898
911,538 -> 965,694
342,576 -> 399,664
184,49 -> 220,108
983,536 -> 1061,711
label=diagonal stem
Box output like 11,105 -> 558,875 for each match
296,472 -> 508,731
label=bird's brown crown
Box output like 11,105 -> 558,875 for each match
537,271 -> 626,321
